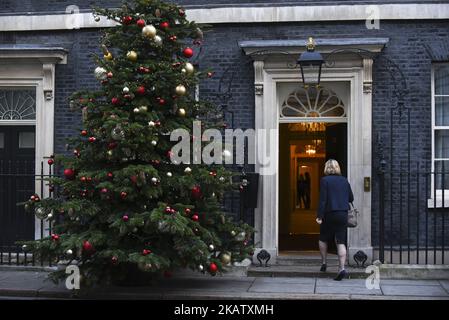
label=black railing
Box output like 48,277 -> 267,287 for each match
378,166 -> 449,265
0,161 -> 54,266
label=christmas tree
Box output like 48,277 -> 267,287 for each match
23,0 -> 253,286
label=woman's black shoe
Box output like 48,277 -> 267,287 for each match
320,264 -> 327,272
334,269 -> 347,281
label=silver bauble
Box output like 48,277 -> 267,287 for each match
208,244 -> 215,251
94,67 -> 107,80
154,35 -> 163,46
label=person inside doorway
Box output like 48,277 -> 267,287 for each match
315,159 -> 354,281
304,172 -> 311,209
296,173 -> 306,209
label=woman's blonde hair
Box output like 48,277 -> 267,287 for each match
324,159 -> 341,175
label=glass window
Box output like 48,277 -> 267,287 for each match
435,64 -> 449,96
19,131 -> 35,148
0,88 -> 36,120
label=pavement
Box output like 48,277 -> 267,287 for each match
0,268 -> 448,300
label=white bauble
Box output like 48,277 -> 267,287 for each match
148,121 -> 155,127
154,35 -> 163,46
142,25 -> 157,38
151,140 -> 157,146
184,167 -> 192,174
151,177 -> 158,183
66,249 -> 73,255
94,67 -> 107,80
185,62 -> 195,74
122,87 -> 130,93
166,172 -> 172,177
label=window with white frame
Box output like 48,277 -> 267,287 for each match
433,64 -> 449,195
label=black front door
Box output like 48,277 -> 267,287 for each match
0,126 -> 35,247
325,123 -> 348,177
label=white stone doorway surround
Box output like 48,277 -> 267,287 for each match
239,38 -> 389,264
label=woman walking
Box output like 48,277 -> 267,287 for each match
316,159 -> 354,281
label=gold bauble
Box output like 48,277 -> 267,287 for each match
185,62 -> 195,75
127,51 -> 138,62
104,52 -> 113,61
220,253 -> 232,265
175,84 -> 187,96
177,108 -> 186,117
142,25 -> 157,38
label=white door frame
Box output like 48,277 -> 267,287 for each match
243,42 -> 376,264
0,47 -> 67,239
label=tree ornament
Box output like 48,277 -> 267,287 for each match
81,130 -> 88,136
47,213 -> 53,219
35,207 -> 47,219
160,21 -> 169,29
111,97 -> 120,105
185,62 -> 195,74
136,19 -> 146,28
148,121 -> 155,127
142,249 -> 152,256
94,16 -> 101,22
151,140 -> 157,146
198,264 -> 204,272
122,87 -> 130,94
66,249 -> 73,256
107,72 -> 113,78
122,215 -> 129,222
151,177 -> 158,184
133,107 -> 140,113
104,52 -> 113,61
185,208 -> 191,215
220,252 -> 231,265
209,262 -> 218,274
88,136 -> 96,143
107,172 -> 113,179
82,240 -> 93,253
142,25 -> 157,38
111,126 -> 125,140
122,16 -> 133,25
111,256 -> 118,265
191,214 -> 199,221
175,84 -> 187,96
208,244 -> 214,251
47,159 -> 54,165
139,106 -> 148,112
126,51 -> 138,62
183,47 -> 194,58
94,67 -> 107,80
51,234 -> 60,241
191,185 -> 203,200
184,167 -> 192,174
207,72 -> 214,78
64,168 -> 75,180
136,86 -> 146,95
158,98 -> 166,106
154,35 -> 163,46
230,230 -> 236,237
177,108 -> 186,117
166,172 -> 172,177
120,192 -> 128,199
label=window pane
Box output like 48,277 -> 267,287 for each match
0,88 -> 36,120
435,65 -> 449,95
435,130 -> 449,158
0,132 -> 4,148
435,96 -> 449,125
19,131 -> 35,148
435,160 -> 449,189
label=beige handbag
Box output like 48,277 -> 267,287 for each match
347,202 -> 358,228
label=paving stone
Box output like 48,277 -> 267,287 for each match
316,285 -> 382,295
316,278 -> 367,287
381,285 -> 449,297
248,278 -> 315,294
439,280 -> 449,293
380,279 -> 440,286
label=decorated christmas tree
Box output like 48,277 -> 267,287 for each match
23,0 -> 253,286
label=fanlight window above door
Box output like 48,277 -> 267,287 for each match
280,86 -> 346,119
0,88 -> 36,121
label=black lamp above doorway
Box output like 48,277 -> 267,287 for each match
297,37 -> 324,87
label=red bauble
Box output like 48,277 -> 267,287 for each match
80,176 -> 87,182
107,72 -> 113,78
120,191 -> 128,199
185,208 -> 191,215
101,188 -> 108,194
111,97 -> 120,105
108,142 -> 118,150
88,136 -> 96,143
51,234 -> 59,241
191,214 -> 199,221
142,249 -> 152,256
158,98 -> 166,106
183,47 -> 194,58
122,215 -> 129,222
179,9 -> 185,17
47,159 -> 54,165
165,206 -> 172,213
82,240 -> 93,252
160,21 -> 169,29
64,168 -> 75,180
209,262 -> 218,273
107,172 -> 114,179
111,256 -> 118,264
191,185 -> 203,200
136,86 -> 146,95
81,130 -> 88,136
136,19 -> 145,28
207,72 -> 214,78
166,150 -> 174,159
122,16 -> 133,25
